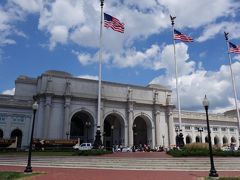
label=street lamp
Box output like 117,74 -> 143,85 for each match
24,101 -> 38,173
175,127 -> 179,147
85,121 -> 91,143
202,95 -> 218,177
162,135 -> 165,148
66,131 -> 69,140
111,125 -> 114,147
198,127 -> 203,143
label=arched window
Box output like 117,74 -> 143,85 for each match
214,136 -> 219,145
186,136 -> 192,144
222,136 -> 228,145
205,136 -> 208,143
0,129 -> 3,138
195,136 -> 200,143
11,129 -> 22,148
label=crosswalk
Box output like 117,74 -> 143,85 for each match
1,156 -> 240,171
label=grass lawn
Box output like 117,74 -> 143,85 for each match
0,171 -> 41,179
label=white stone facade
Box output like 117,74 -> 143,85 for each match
0,70 -> 239,149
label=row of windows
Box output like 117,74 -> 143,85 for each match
183,126 -> 235,132
0,116 -> 25,123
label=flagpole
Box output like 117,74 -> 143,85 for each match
224,32 -> 240,135
170,16 -> 182,132
94,0 -> 104,148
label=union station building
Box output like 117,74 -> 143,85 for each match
0,70 -> 239,149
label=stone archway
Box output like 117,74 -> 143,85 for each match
0,129 -> 3,138
231,136 -> 236,144
133,115 -> 152,148
103,113 -> 125,149
214,136 -> 219,145
70,111 -> 94,143
205,136 -> 208,143
222,136 -> 228,145
11,129 -> 22,148
186,135 -> 192,144
195,136 -> 200,143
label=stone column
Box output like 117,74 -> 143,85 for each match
64,96 -> 71,139
155,111 -> 161,147
44,95 -> 52,138
124,125 -> 128,147
128,109 -> 134,147
168,111 -> 175,147
127,87 -> 134,148
151,127 -> 156,148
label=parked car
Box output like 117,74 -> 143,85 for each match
116,146 -> 132,152
73,143 -> 93,150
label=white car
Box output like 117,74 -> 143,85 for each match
116,147 -> 132,152
73,143 -> 93,150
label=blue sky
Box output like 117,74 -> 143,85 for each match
1,0 -> 240,113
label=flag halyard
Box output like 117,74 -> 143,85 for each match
104,13 -> 124,33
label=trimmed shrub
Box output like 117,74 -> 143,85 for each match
167,143 -> 240,157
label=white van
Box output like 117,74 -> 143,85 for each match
73,143 -> 93,150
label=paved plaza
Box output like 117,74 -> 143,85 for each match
1,152 -> 240,179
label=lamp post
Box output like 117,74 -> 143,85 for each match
175,127 -> 179,147
85,121 -> 91,143
198,127 -> 203,143
66,131 -> 69,140
24,101 -> 38,173
111,125 -> 114,147
162,135 -> 165,148
203,95 -> 218,177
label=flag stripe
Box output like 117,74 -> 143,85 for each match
229,42 -> 240,54
174,29 -> 193,42
104,13 -> 124,33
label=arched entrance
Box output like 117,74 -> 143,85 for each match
103,113 -> 125,149
214,136 -> 219,145
222,136 -> 228,145
0,129 -> 3,138
133,115 -> 152,148
11,129 -> 22,148
70,111 -> 94,143
186,135 -> 192,144
196,136 -> 200,143
205,136 -> 208,143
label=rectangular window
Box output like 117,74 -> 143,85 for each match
0,116 -> 5,122
230,128 -> 235,132
194,127 -> 198,131
221,127 -> 226,131
185,126 -> 191,130
213,127 -> 218,132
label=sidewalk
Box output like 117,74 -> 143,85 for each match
1,152 -> 240,180
2,165 -> 240,180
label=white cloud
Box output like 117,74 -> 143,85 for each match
49,25 -> 68,50
197,22 -> 240,42
150,61 -> 240,113
2,88 -> 15,95
10,0 -> 41,13
160,0 -> 239,28
77,75 -> 98,80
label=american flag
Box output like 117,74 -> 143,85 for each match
174,29 -> 193,42
229,42 -> 240,54
104,13 -> 124,33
